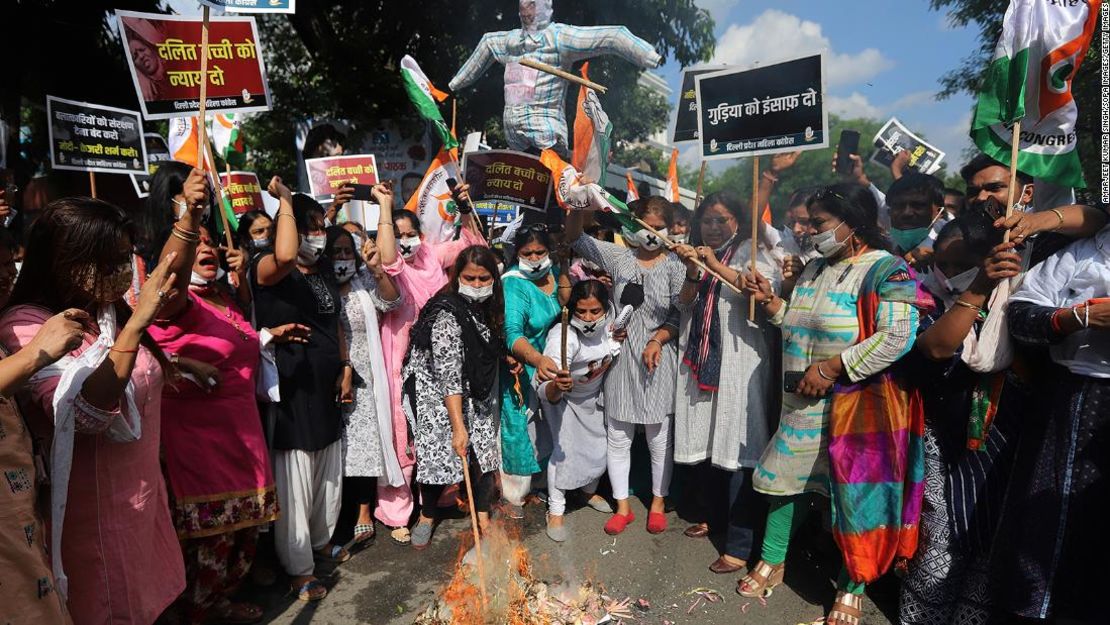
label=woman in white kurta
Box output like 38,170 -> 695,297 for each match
535,279 -> 618,542
652,191 -> 784,574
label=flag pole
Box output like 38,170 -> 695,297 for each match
459,455 -> 487,608
197,5 -> 210,170
88,171 -> 97,199
694,161 -> 706,207
633,217 -> 743,295
1002,121 -> 1022,244
749,156 -> 759,320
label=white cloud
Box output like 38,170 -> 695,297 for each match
696,0 -> 740,20
827,92 -> 884,119
710,9 -> 894,89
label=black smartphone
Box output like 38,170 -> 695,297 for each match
836,130 -> 861,175
783,371 -> 805,394
349,183 -> 373,201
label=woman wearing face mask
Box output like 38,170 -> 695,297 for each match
743,183 -> 925,625
646,191 -> 782,575
0,189 -> 202,624
898,223 -> 1027,625
499,224 -> 565,513
375,182 -> 486,544
249,179 -> 354,602
565,196 -> 694,535
321,226 -> 403,547
147,216 -> 278,624
237,210 -> 274,256
535,279 -> 617,542
404,246 -> 503,548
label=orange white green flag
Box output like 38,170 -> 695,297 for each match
405,145 -> 461,244
541,148 -> 638,232
664,147 -> 680,202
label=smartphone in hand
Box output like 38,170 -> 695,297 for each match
349,184 -> 373,201
783,371 -> 805,394
836,130 -> 861,176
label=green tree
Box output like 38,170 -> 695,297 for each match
929,0 -> 1102,192
247,0 -> 716,181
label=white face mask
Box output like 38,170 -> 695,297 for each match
928,266 -> 979,299
670,233 -> 689,245
189,266 -> 226,287
333,259 -> 357,283
636,228 -> 667,251
173,197 -> 210,221
570,312 -> 608,337
297,235 -> 326,266
458,282 -> 493,303
519,254 -> 552,278
398,236 -> 422,260
811,221 -> 851,258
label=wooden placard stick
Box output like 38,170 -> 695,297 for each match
633,217 -> 743,295
694,161 -> 707,207
88,171 -> 97,199
1002,120 -> 1022,245
749,156 -> 760,320
197,5 -> 210,170
519,58 -> 608,94
560,307 -> 569,370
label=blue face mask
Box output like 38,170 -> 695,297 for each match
890,226 -> 930,252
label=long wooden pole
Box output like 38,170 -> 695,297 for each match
197,6 -> 210,170
694,161 -> 707,207
1002,120 -> 1022,244
460,455 -> 487,608
634,217 -> 743,295
749,157 -> 759,320
560,307 -> 569,370
519,58 -> 608,93
88,171 -> 97,199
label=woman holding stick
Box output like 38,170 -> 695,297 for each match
404,246 -> 503,549
646,191 -> 783,575
565,196 -> 696,535
535,279 -> 618,542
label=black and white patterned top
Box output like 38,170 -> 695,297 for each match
403,310 -> 500,485
573,236 -> 690,424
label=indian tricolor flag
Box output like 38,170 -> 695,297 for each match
663,148 -> 680,202
400,55 -> 458,151
625,171 -> 639,202
969,0 -> 1100,188
541,149 -> 639,232
404,145 -> 461,245
210,113 -> 245,168
168,116 -> 201,168
571,62 -> 612,183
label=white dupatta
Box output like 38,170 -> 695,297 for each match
29,306 -> 142,600
349,273 -> 404,487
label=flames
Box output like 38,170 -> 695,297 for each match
414,522 -> 612,625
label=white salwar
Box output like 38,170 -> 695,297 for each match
273,439 -> 343,577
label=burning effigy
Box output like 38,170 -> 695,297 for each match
413,523 -> 629,625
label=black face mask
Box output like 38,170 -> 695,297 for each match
958,197 -> 1005,256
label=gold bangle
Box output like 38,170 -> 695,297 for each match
1050,208 -> 1065,232
171,228 -> 200,243
954,299 -> 987,319
276,213 -> 296,221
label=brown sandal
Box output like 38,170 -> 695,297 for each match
826,591 -> 863,625
684,522 -> 710,538
737,560 -> 785,598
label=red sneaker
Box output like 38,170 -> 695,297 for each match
647,511 -> 668,534
604,512 -> 636,535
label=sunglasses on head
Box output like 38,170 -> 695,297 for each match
812,188 -> 847,203
518,223 -> 550,234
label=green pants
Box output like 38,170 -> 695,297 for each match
759,493 -> 865,595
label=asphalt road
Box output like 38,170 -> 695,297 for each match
248,495 -> 901,625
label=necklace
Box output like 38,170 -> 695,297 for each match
203,289 -> 252,342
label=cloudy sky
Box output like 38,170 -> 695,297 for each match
662,0 -> 981,170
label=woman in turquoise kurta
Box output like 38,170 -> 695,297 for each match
500,225 -> 565,509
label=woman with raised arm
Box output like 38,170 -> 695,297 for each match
0,184 -> 203,624
249,179 -> 352,602
375,182 -> 485,544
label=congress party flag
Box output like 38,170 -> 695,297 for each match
405,146 -> 462,245
168,116 -> 201,167
571,62 -> 612,183
626,171 -> 639,202
969,0 -> 1100,188
210,113 -> 245,168
400,55 -> 458,151
540,149 -> 638,232
664,148 -> 680,203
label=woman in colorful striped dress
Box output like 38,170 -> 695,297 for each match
742,184 -> 922,625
